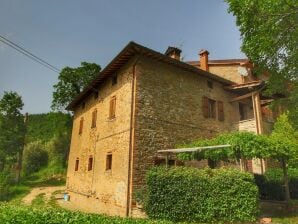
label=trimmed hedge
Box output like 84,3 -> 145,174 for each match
144,167 -> 259,223
0,203 -> 171,224
254,168 -> 298,201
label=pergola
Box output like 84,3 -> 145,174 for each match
157,144 -> 231,167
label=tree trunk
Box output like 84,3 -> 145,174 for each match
281,158 -> 291,205
15,150 -> 23,183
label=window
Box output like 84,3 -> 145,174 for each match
217,101 -> 224,121
88,156 -> 93,171
112,74 -> 117,86
109,96 -> 116,119
79,117 -> 84,134
207,80 -> 213,89
75,158 -> 79,171
94,91 -> 99,99
106,153 -> 112,170
202,96 -> 216,119
91,109 -> 97,128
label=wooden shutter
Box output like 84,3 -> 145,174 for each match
202,96 -> 209,118
217,101 -> 224,121
109,96 -> 116,119
79,117 -> 84,134
91,109 -> 97,128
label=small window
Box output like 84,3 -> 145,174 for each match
109,96 -> 116,119
82,102 -> 86,109
106,153 -> 112,170
91,109 -> 97,128
207,80 -> 213,89
202,96 -> 216,119
94,91 -> 99,99
79,117 -> 84,134
112,74 -> 117,86
88,156 -> 93,171
75,158 -> 79,171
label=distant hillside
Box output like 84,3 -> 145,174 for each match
26,112 -> 72,143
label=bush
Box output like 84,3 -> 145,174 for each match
0,203 -> 172,223
0,171 -> 12,201
144,167 -> 259,223
254,168 -> 298,200
23,141 -> 48,176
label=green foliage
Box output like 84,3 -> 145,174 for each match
0,171 -> 12,201
26,112 -> 72,143
23,141 -> 48,176
225,0 -> 298,127
0,91 -> 26,169
144,167 -> 259,223
254,168 -> 298,200
51,62 -> 101,111
0,203 -> 173,224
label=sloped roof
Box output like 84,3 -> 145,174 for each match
66,41 -> 234,111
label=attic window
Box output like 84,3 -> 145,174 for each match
207,80 -> 213,89
112,74 -> 118,86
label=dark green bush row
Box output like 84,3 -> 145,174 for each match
254,168 -> 298,201
0,203 -> 171,224
144,167 -> 259,223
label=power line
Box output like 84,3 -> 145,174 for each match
0,35 -> 61,73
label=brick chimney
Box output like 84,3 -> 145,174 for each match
165,46 -> 182,61
199,49 -> 209,71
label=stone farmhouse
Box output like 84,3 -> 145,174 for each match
65,42 -> 275,217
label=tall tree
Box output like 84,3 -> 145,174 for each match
226,0 -> 298,128
0,91 -> 26,182
51,62 -> 101,111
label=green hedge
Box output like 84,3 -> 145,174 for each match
254,168 -> 298,200
144,167 -> 259,223
0,203 -> 171,224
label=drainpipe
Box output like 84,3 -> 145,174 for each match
126,55 -> 141,217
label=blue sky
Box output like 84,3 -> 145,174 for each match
0,0 -> 245,114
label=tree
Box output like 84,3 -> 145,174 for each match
0,91 -> 26,182
226,0 -> 298,127
51,62 -> 101,111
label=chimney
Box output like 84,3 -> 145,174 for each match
199,49 -> 209,71
165,46 -> 182,61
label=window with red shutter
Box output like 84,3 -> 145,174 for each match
217,101 -> 224,121
109,96 -> 116,119
91,109 -> 97,128
79,117 -> 84,135
202,96 -> 209,118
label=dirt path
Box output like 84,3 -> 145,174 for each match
22,186 -> 65,205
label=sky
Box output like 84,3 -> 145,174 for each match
0,0 -> 245,114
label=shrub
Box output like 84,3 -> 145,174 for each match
23,141 -> 48,176
254,168 -> 298,200
0,203 -> 172,223
0,171 -> 11,201
144,167 -> 259,223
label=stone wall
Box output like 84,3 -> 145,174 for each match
66,58 -> 136,216
131,57 -> 240,207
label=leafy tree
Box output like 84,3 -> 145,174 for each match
51,62 -> 101,111
0,91 -> 26,182
226,0 -> 298,127
23,141 -> 48,176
